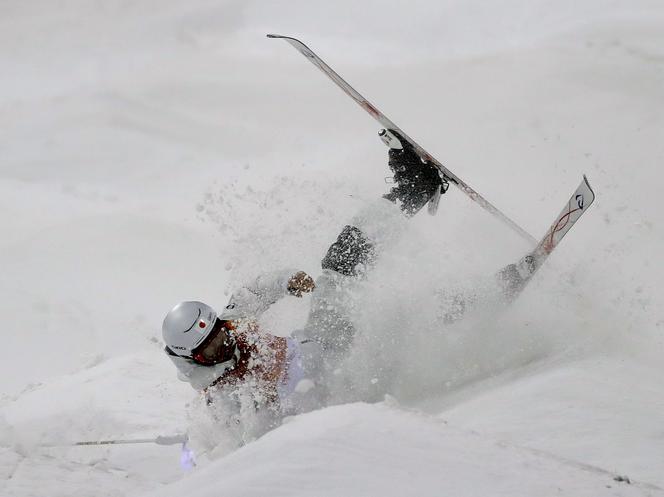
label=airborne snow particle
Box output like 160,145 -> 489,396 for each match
295,379 -> 315,393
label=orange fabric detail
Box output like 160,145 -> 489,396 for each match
206,320 -> 288,403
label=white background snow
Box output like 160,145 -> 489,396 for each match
1,1 -> 663,496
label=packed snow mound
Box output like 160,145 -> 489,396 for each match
2,352 -> 188,447
0,352 -> 191,496
438,356 -> 664,488
142,400 -> 658,497
3,355 -> 662,497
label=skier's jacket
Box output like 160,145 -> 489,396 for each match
166,269 -> 303,403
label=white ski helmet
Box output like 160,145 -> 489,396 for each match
162,301 -> 218,358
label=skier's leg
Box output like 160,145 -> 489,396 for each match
320,129 -> 446,276
306,195 -> 406,345
437,254 -> 539,327
496,254 -> 538,301
295,131 -> 446,399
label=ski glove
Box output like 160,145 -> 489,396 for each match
287,271 -> 316,297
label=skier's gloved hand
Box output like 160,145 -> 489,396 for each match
287,271 -> 316,297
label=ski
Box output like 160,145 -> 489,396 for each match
498,175 -> 596,300
267,33 -> 536,245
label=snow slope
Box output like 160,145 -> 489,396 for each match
1,1 -> 663,496
143,401 -> 660,497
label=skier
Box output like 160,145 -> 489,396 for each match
162,130 -> 446,413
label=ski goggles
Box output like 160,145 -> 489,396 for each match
191,319 -> 236,366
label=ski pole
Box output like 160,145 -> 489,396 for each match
5,433 -> 197,470
73,434 -> 196,469
56,434 -> 189,447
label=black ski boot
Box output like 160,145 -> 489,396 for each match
380,129 -> 448,217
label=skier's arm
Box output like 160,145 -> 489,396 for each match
220,269 -> 315,320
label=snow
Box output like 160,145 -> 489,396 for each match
438,356 -> 664,487
143,400 -> 659,497
2,1 -> 664,496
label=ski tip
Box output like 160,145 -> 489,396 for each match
582,174 -> 596,205
582,174 -> 591,187
267,33 -> 304,44
267,33 -> 296,40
